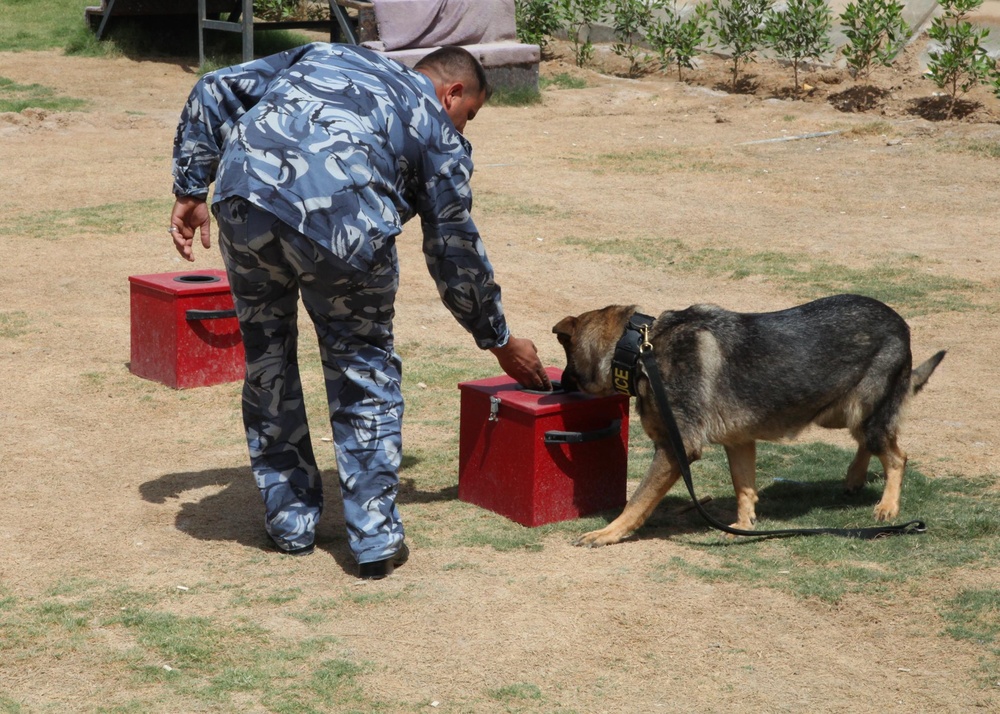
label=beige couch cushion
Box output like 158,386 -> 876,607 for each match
364,0 -> 516,51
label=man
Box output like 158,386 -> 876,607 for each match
168,43 -> 550,579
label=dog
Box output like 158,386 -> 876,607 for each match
552,294 -> 945,546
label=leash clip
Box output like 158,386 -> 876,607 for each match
638,323 -> 653,353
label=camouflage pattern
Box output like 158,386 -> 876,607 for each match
172,42 -> 509,348
215,196 -> 404,563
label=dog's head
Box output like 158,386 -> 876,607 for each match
552,305 -> 638,395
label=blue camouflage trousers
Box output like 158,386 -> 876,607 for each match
214,196 -> 405,564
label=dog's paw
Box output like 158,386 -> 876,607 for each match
873,501 -> 899,522
726,518 -> 756,538
573,528 -> 625,547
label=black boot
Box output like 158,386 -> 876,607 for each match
357,543 -> 409,580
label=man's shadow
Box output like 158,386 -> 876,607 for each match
138,455 -> 455,574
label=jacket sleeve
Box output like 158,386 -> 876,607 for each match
417,147 -> 510,350
171,43 -> 318,198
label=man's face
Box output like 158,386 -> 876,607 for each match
441,83 -> 486,134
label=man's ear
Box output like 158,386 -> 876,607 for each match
442,81 -> 465,110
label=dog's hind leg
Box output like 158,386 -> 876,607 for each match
724,442 -> 758,530
844,445 -> 872,493
574,448 -> 681,547
873,437 -> 906,522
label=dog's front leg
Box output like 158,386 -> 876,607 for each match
724,442 -> 758,531
574,448 -> 680,547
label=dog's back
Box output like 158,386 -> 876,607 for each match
651,294 -> 920,447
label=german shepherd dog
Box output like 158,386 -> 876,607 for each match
552,294 -> 945,546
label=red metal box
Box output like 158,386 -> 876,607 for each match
128,270 -> 245,389
458,367 -> 630,527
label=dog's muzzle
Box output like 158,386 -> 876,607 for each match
611,313 -> 656,397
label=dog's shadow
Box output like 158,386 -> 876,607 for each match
137,455 -> 453,574
634,474 -> 882,541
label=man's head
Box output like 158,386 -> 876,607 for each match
415,46 -> 491,134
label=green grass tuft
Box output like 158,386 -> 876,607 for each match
0,77 -> 88,112
489,682 -> 543,700
488,84 -> 543,106
541,72 -> 587,90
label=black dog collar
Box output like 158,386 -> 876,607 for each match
611,312 -> 655,396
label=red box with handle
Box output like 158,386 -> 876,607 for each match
458,368 -> 629,526
128,270 -> 245,389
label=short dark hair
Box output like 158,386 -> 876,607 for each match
414,46 -> 492,100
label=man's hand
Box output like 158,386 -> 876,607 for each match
490,336 -> 552,391
169,196 -> 212,261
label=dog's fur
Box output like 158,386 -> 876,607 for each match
552,294 -> 945,546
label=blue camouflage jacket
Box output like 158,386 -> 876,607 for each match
172,43 -> 508,349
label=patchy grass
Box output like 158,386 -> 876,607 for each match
940,588 -> 1000,686
634,441 -> 1000,603
474,190 -> 563,218
1,198 -> 172,237
0,579 -> 395,712
843,120 -> 896,137
584,147 -> 721,174
0,77 -> 87,113
0,311 -> 30,338
952,139 -> 1000,160
0,0 -> 99,53
565,235 -> 980,315
489,681 -> 544,701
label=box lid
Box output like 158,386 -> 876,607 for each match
129,270 -> 231,297
458,367 -> 628,416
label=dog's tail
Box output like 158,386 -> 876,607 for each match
911,350 -> 946,395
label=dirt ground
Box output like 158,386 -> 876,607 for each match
1,34 -> 999,712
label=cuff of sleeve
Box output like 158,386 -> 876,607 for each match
480,326 -> 510,351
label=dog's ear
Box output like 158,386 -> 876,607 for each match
552,316 -> 578,340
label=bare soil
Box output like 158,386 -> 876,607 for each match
1,35 -> 998,711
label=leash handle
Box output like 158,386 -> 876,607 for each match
636,349 -> 926,540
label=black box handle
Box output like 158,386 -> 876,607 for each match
186,308 -> 237,321
544,419 -> 621,445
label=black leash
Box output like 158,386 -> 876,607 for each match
627,320 -> 926,540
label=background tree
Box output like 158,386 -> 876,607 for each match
610,0 -> 655,77
515,0 -> 567,50
762,0 -> 833,93
709,0 -> 772,91
562,0 -> 608,66
839,0 -> 910,81
647,0 -> 713,81
925,0 -> 995,118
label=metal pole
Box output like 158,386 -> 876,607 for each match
198,0 -> 206,67
242,0 -> 254,62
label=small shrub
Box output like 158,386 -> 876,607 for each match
762,0 -> 834,93
839,0 -> 911,81
925,0 -> 995,118
561,0 -> 608,67
647,0 -> 713,81
710,0 -> 772,91
254,0 -> 296,21
610,0 -> 655,76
